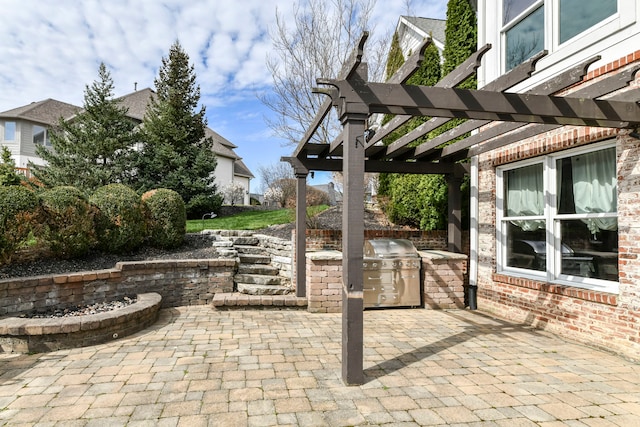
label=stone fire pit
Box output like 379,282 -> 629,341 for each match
0,292 -> 161,353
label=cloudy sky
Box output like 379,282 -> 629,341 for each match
0,0 -> 447,190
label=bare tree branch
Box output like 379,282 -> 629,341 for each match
260,0 -> 391,147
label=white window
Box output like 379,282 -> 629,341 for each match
502,0 -> 622,71
3,121 -> 16,141
497,142 -> 618,293
33,125 -> 50,146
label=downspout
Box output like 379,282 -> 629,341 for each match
468,155 -> 479,310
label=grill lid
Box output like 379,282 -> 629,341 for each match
364,238 -> 419,258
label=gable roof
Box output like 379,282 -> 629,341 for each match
399,16 -> 446,46
0,99 -> 80,125
117,87 -> 241,160
117,87 -> 154,121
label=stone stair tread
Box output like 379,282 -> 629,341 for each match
234,245 -> 266,255
239,254 -> 271,264
236,283 -> 292,295
231,236 -> 259,246
237,264 -> 279,275
234,274 -> 283,286
212,292 -> 307,309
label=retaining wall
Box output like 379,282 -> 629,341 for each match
0,259 -> 235,317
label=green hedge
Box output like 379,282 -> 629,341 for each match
90,184 -> 145,254
142,188 -> 186,249
0,185 -> 40,263
40,186 -> 96,259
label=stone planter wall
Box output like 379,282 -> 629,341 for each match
0,259 -> 235,317
0,292 -> 162,353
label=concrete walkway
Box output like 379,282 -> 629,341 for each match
1,307 -> 639,426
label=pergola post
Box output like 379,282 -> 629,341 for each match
446,172 -> 463,253
295,171 -> 307,297
341,110 -> 367,385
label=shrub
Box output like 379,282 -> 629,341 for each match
90,184 -> 145,254
385,174 -> 448,230
0,186 -> 40,264
0,146 -> 23,186
142,188 -> 186,249
186,193 -> 223,220
39,186 -> 96,259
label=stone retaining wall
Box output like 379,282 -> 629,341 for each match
255,234 -> 293,282
0,259 -> 235,317
0,292 -> 161,353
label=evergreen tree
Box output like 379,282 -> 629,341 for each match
385,32 -> 405,81
134,41 -> 220,218
0,146 -> 23,186
379,39 -> 447,230
30,63 -> 138,192
442,0 -> 477,89
380,0 -> 477,230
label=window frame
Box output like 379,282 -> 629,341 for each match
496,140 -> 619,293
500,0 -> 634,72
3,121 -> 16,141
32,124 -> 50,147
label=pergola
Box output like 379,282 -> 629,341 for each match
283,33 -> 640,385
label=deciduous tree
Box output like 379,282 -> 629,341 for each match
261,0 -> 384,147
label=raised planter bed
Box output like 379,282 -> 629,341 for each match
0,292 -> 161,353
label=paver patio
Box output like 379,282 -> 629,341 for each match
1,307 -> 639,426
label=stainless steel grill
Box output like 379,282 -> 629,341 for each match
362,239 -> 421,308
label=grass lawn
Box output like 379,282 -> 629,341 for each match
186,205 -> 329,233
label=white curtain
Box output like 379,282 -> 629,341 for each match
506,163 -> 545,231
572,148 -> 617,235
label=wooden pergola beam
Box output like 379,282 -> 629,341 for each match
292,158 -> 460,174
365,43 -> 492,148
375,50 -> 550,160
333,82 -> 640,127
462,65 -> 640,158
416,55 -> 600,158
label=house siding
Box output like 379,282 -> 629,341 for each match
214,156 -> 234,191
475,52 -> 640,359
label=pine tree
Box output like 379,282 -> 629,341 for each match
134,41 -> 220,218
0,146 -> 22,186
31,63 -> 137,192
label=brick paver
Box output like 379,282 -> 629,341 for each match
1,306 -> 639,425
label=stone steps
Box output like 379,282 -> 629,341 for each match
236,283 -> 291,295
210,231 -> 294,297
238,254 -> 271,265
212,292 -> 307,309
234,245 -> 265,255
237,264 -> 279,275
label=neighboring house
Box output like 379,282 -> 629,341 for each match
0,88 -> 254,205
394,15 -> 446,58
471,0 -> 640,357
0,99 -> 80,174
311,182 -> 342,206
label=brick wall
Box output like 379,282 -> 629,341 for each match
475,53 -> 640,360
305,250 -> 468,313
303,229 -> 455,252
306,252 -> 343,313
421,251 -> 468,309
0,259 -> 235,317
